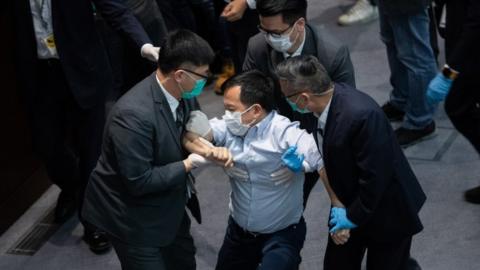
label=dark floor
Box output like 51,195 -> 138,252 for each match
1,1 -> 479,269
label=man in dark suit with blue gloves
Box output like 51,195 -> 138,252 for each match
277,55 -> 427,270
12,0 -> 159,253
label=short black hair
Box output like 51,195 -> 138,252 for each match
257,0 -> 307,25
157,29 -> 215,73
222,70 -> 275,112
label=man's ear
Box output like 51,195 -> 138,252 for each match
298,93 -> 310,107
172,70 -> 184,82
297,18 -> 306,31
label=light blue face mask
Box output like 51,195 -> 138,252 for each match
286,96 -> 311,114
180,71 -> 207,99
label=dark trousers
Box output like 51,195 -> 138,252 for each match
227,8 -> 259,72
324,230 -> 413,270
215,216 -> 306,270
445,80 -> 480,154
110,212 -> 196,270
30,59 -> 105,223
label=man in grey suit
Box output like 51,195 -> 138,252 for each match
243,0 -> 356,207
82,30 -> 218,270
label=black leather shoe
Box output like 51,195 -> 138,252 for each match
83,229 -> 112,255
382,102 -> 405,121
395,121 -> 436,147
464,185 -> 480,204
54,190 -> 77,223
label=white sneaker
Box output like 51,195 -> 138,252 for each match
338,0 -> 379,26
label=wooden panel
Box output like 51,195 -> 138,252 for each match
0,1 -> 51,235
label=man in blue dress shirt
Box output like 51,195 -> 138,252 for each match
184,70 -> 348,270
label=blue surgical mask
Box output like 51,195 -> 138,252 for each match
180,72 -> 207,99
286,96 -> 310,114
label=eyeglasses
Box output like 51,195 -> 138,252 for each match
284,91 -> 304,99
257,23 -> 294,38
180,69 -> 210,80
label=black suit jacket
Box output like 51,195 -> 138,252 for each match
13,0 -> 151,109
82,73 -> 200,247
243,23 -> 355,132
322,83 -> 426,241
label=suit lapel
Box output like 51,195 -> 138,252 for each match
301,24 -> 317,56
150,74 -> 183,152
322,86 -> 340,159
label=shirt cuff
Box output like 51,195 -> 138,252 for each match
246,0 -> 256,9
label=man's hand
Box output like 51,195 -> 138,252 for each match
221,0 -> 248,22
206,146 -> 234,168
186,111 -> 213,139
329,207 -> 357,233
330,229 -> 350,245
427,72 -> 453,104
140,43 -> 160,62
281,146 -> 305,173
184,153 -> 211,171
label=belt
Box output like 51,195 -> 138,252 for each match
230,218 -> 268,239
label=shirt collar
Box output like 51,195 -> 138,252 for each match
318,97 -> 332,131
247,111 -> 275,137
283,29 -> 306,59
156,74 -> 179,114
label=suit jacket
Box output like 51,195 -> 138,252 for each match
13,0 -> 151,110
243,23 -> 355,132
82,73 -> 200,247
321,83 -> 426,241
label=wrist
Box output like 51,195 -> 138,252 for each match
183,158 -> 193,172
441,64 -> 459,80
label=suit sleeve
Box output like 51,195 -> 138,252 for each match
446,0 -> 480,72
109,110 -> 187,197
330,45 -> 356,88
93,0 -> 151,48
346,109 -> 395,226
242,37 -> 258,72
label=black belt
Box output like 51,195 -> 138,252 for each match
229,216 -> 304,239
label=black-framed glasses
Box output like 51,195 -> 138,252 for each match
257,24 -> 294,38
285,91 -> 304,99
180,69 -> 210,80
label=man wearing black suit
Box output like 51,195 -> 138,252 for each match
82,30 -> 216,270
277,55 -> 426,270
243,0 -> 356,208
427,0 -> 480,204
12,0 -> 159,253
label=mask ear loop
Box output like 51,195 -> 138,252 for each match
240,104 -> 260,126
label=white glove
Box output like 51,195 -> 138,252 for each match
140,43 -> 160,62
188,153 -> 211,169
225,166 -> 249,181
270,167 -> 295,186
186,111 -> 212,138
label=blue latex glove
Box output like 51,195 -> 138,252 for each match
281,146 -> 304,173
426,73 -> 453,105
329,207 -> 357,233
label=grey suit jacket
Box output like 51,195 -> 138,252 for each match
82,73 -> 199,247
243,23 -> 355,132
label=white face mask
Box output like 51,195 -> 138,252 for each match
223,105 -> 256,137
265,22 -> 299,53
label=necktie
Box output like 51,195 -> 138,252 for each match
176,100 -> 202,223
176,99 -> 185,133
